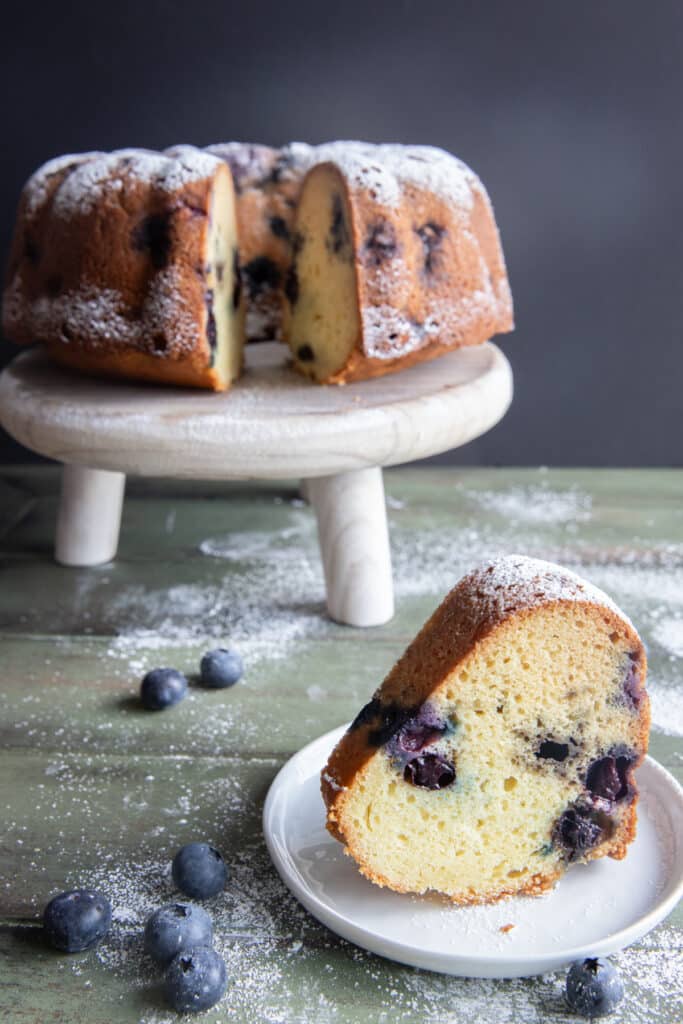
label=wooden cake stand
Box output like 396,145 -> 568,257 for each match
0,342 -> 512,627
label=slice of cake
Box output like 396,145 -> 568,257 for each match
322,556 -> 649,904
284,143 -> 513,384
3,146 -> 245,391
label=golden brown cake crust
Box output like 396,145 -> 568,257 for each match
3,147 -> 232,391
322,557 -> 649,901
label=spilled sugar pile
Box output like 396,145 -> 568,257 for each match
457,482 -> 593,525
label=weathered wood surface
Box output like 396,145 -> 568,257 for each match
0,466 -> 681,1023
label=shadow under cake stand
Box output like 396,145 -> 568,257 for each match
0,342 -> 513,627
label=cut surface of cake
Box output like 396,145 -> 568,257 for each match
3,146 -> 245,391
206,142 -> 312,343
322,556 -> 649,904
284,143 -> 513,384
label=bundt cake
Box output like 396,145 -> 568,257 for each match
321,556 -> 649,904
284,143 -> 513,383
3,146 -> 244,390
2,141 -> 513,390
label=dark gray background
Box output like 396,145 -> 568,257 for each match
2,1 -> 681,466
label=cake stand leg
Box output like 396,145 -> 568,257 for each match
55,465 -> 126,567
308,467 -> 394,627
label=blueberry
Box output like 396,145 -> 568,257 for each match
172,843 -> 228,899
416,222 -> 446,274
144,902 -> 213,964
387,703 -> 450,759
349,697 -> 382,732
43,889 -> 112,952
623,652 -> 645,708
537,739 -> 570,762
404,753 -> 456,790
269,215 -> 290,240
553,806 -> 605,860
296,344 -> 314,362
232,249 -> 242,310
566,957 -> 624,1017
368,703 -> 417,746
243,256 -> 281,297
132,212 -> 172,270
285,265 -> 300,306
140,668 -> 188,710
327,194 -> 352,259
363,221 -> 398,266
199,648 -> 243,689
165,946 -> 228,1013
205,291 -> 217,350
586,756 -> 631,802
349,698 -> 423,747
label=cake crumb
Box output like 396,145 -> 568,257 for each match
499,923 -> 516,934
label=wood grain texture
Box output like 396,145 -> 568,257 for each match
0,342 -> 513,479
56,465 -> 125,566
0,466 -> 681,1023
309,468 -> 394,626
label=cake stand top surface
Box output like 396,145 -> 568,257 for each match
0,342 -> 513,479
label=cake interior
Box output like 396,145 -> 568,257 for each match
206,168 -> 244,388
337,603 -> 644,901
285,164 -> 361,382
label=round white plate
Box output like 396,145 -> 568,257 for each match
263,725 -> 683,978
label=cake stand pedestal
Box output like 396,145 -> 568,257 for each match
0,342 -> 512,627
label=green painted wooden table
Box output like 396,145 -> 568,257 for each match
0,466 -> 681,1023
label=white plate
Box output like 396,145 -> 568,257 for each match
263,725 -> 683,978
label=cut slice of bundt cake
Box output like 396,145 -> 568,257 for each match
3,146 -> 245,391
322,556 -> 649,904
284,143 -> 513,384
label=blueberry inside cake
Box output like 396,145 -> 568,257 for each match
322,556 -> 649,903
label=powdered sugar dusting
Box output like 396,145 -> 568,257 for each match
464,484 -> 593,525
22,152 -> 101,219
54,826 -> 681,1023
652,617 -> 683,659
50,147 -> 221,219
106,509 -> 326,675
463,554 -> 636,632
362,289 -> 502,361
8,267 -> 202,358
308,141 -> 478,213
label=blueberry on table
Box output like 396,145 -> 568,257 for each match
172,842 -> 228,899
165,946 -> 228,1013
140,668 -> 188,710
199,648 -> 243,689
43,889 -> 112,952
143,902 -> 213,964
566,957 -> 625,1017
